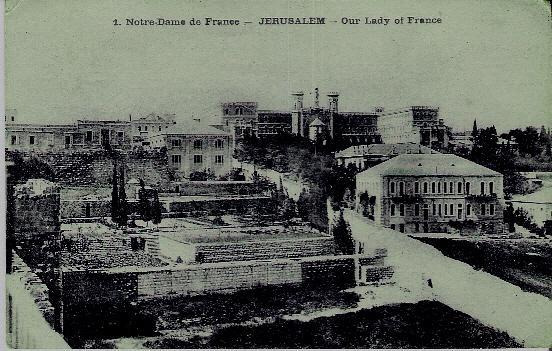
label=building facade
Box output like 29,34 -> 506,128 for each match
148,122 -> 233,178
5,119 -> 133,151
378,106 -> 449,149
131,113 -> 176,145
221,89 -> 381,146
356,154 -> 505,235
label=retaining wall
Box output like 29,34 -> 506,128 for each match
194,237 -> 335,263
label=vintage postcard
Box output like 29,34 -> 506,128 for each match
3,0 -> 551,349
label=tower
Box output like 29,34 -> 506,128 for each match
291,92 -> 304,136
327,92 -> 339,138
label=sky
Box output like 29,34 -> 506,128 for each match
4,0 -> 551,132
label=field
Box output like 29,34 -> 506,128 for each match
139,301 -> 520,349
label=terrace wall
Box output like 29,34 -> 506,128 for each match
194,237 -> 335,263
7,150 -> 174,188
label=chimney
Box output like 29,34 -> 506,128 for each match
129,114 -> 132,122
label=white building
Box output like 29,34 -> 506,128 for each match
356,154 -> 505,235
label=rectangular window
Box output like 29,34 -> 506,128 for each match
432,204 -> 436,215
117,131 -> 124,139
171,155 -> 181,164
449,203 -> 454,215
86,130 -> 93,142
437,182 -> 441,193
443,182 -> 447,194
10,135 -> 16,145
194,155 -> 203,164
466,182 -> 471,195
415,223 -> 420,232
481,204 -> 486,215
467,204 -> 471,216
414,204 -> 420,216
489,182 -> 494,195
438,204 -> 442,216
29,135 -> 35,145
458,182 -> 463,194
171,139 -> 182,147
215,139 -> 224,149
399,182 -> 404,195
481,181 -> 485,195
399,224 -> 405,233
194,140 -> 203,149
414,182 -> 420,194
215,155 -> 224,164
399,204 -> 405,216
449,181 -> 454,194
445,203 -> 448,216
390,224 -> 396,230
390,204 -> 396,216
489,204 -> 495,215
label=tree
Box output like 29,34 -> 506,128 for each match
111,164 -> 119,223
332,210 -> 355,255
138,179 -> 152,223
471,119 -> 478,137
118,166 -> 128,226
151,192 -> 162,225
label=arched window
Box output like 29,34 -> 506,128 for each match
467,204 -> 472,216
423,182 -> 428,194
193,139 -> 203,150
390,204 -> 396,216
457,182 -> 463,194
449,181 -> 454,193
399,182 -> 404,195
389,181 -> 396,194
399,204 -> 405,216
480,181 -> 485,195
489,181 -> 494,195
465,182 -> 471,195
431,182 -> 436,194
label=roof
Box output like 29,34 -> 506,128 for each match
156,121 -> 230,136
336,143 -> 437,158
357,154 -> 502,177
309,117 -> 326,127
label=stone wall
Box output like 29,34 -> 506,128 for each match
7,150 -> 175,188
169,180 -> 261,196
194,237 -> 335,263
6,253 -> 69,349
60,199 -> 111,219
167,196 -> 274,216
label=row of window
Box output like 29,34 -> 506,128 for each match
389,180 -> 495,196
171,155 -> 225,165
137,125 -> 167,132
390,203 -> 495,217
171,139 -> 225,149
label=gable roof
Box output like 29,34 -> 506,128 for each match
309,117 -> 326,127
357,153 -> 502,177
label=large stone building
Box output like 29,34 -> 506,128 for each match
148,121 -> 233,178
356,154 -> 505,235
377,106 -> 449,149
5,110 -> 133,151
221,89 -> 381,145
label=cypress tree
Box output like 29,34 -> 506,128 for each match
118,166 -> 128,226
111,164 -> 119,223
